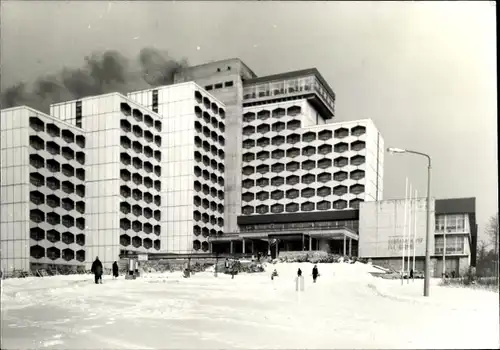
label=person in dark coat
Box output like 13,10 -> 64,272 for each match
312,265 -> 319,283
297,268 -> 302,277
230,260 -> 238,279
91,256 -> 103,284
112,261 -> 119,279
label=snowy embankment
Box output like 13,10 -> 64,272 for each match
1,262 -> 498,349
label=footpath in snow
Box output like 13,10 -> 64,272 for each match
1,262 -> 498,349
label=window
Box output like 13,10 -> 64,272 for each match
205,85 -> 213,91
435,215 -> 445,232
456,215 -> 466,232
225,81 -> 234,87
434,236 -> 443,254
152,90 -> 158,113
434,235 -> 465,255
448,236 -> 465,254
445,216 -> 455,231
214,83 -> 223,89
217,68 -> 221,72
75,101 -> 82,128
444,214 -> 467,233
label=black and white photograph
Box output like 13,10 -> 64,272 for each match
0,1 -> 497,349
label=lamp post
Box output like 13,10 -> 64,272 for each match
387,147 -> 432,297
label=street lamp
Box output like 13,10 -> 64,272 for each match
387,147 -> 432,297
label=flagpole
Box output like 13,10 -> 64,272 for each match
412,189 -> 418,281
407,185 -> 413,284
402,177 -> 409,285
404,183 -> 413,280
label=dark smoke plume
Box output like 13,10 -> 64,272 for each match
1,48 -> 188,113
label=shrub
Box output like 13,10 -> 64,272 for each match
440,276 -> 498,291
276,251 -> 353,264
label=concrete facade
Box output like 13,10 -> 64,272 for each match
50,94 -> 163,268
174,59 -> 257,234
240,113 -> 383,216
176,62 -> 384,244
128,83 -> 226,254
1,107 -> 86,273
359,198 -> 433,259
196,65 -> 384,258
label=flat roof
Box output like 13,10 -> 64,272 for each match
243,68 -> 335,100
178,58 -> 258,79
211,228 -> 358,241
0,105 -> 85,131
435,197 -> 476,214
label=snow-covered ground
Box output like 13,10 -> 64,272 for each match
1,262 -> 498,349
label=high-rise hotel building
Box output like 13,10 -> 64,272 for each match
2,58 -> 386,273
127,83 -> 226,254
174,61 -> 384,256
1,107 -> 87,273
49,93 -> 164,267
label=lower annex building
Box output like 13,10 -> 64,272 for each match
358,197 -> 477,277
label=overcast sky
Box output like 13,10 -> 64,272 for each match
1,1 -> 497,239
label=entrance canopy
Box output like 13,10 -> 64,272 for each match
238,227 -> 359,241
208,236 -> 243,242
209,227 -> 359,242
209,227 -> 358,256
306,229 -> 359,241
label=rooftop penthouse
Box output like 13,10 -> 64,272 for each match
242,68 -> 336,120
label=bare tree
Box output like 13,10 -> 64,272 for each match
484,213 -> 499,283
485,213 -> 499,253
477,240 -> 489,259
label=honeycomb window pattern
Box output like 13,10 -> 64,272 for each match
28,115 -> 87,266
119,101 -> 163,252
240,115 -> 372,216
192,90 -> 225,252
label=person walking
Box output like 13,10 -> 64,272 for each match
112,261 -> 119,279
296,268 -> 304,291
312,265 -> 319,283
91,256 -> 103,284
230,259 -> 238,279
